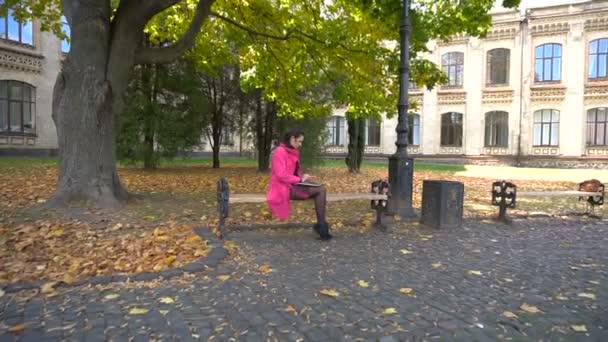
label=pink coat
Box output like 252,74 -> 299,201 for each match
267,144 -> 302,220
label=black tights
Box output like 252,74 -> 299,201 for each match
290,185 -> 327,224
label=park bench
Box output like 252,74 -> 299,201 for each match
491,180 -> 605,222
216,178 -> 390,238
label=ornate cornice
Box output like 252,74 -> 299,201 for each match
585,16 -> 608,32
438,33 -> 469,47
0,45 -> 43,73
530,85 -> 566,102
409,92 -> 424,108
530,22 -> 570,36
482,89 -> 514,104
485,26 -> 519,41
584,83 -> 608,103
438,90 -> 467,105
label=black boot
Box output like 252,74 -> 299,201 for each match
313,222 -> 333,240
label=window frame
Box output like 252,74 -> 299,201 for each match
441,52 -> 464,88
484,111 -> 509,147
486,48 -> 510,86
0,7 -> 34,46
586,107 -> 608,147
407,114 -> 420,146
440,112 -> 463,147
534,43 -> 562,83
326,116 -> 345,146
588,38 -> 608,81
365,118 -> 381,146
0,80 -> 37,135
532,109 -> 560,147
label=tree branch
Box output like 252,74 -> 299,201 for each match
138,0 -> 181,20
211,11 -> 292,40
135,0 -> 215,65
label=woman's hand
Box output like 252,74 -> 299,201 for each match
301,174 -> 311,182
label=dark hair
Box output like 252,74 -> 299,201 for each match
282,128 -> 305,145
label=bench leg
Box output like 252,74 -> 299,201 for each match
497,203 -> 511,224
374,207 -> 387,231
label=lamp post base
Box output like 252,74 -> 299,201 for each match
387,154 -> 418,221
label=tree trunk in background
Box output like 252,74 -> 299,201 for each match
345,115 -> 365,173
255,94 -> 275,172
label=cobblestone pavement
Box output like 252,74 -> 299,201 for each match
1,217 -> 607,341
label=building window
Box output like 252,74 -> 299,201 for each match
535,43 -> 562,82
0,7 -> 33,45
326,116 -> 345,146
0,80 -> 36,134
365,118 -> 381,146
408,114 -> 420,146
440,112 -> 463,147
533,109 -> 559,146
61,15 -> 70,53
589,38 -> 608,80
484,111 -> 508,147
586,107 -> 608,146
487,48 -> 510,85
441,52 -> 464,87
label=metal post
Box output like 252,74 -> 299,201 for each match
387,0 -> 417,220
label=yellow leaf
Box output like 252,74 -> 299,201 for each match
104,294 -> 120,300
50,228 -> 64,237
383,307 -> 398,315
431,262 -> 442,268
41,282 -> 59,296
286,304 -> 297,314
502,311 -> 518,319
8,323 -> 26,333
399,287 -> 414,295
571,325 -> 588,332
467,270 -> 483,276
319,289 -> 340,297
217,275 -> 231,282
357,280 -> 370,288
129,308 -> 149,315
165,255 -> 176,266
555,294 -> 568,301
244,211 -> 252,218
258,264 -> 273,274
399,249 -> 413,255
577,293 -> 596,300
520,303 -> 542,314
393,215 -> 402,221
159,297 -> 175,304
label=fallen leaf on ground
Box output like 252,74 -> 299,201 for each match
357,280 -> 369,288
8,323 -> 26,334
40,282 -> 59,297
502,311 -> 518,319
383,307 -> 398,315
104,293 -> 120,300
520,303 -> 542,314
0,288 -> 4,298
217,275 -> 231,282
159,297 -> 175,304
258,264 -> 273,274
399,288 -> 414,295
128,308 -> 149,315
399,249 -> 413,255
555,294 -> 568,301
286,305 -> 297,314
319,289 -> 340,298
571,325 -> 588,332
467,270 -> 482,276
577,293 -> 596,300
431,262 -> 442,268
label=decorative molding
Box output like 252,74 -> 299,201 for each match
364,146 -> 381,154
0,46 -> 43,73
0,136 -> 8,145
438,33 -> 468,46
482,89 -> 514,104
409,92 -> 424,108
325,146 -> 346,154
586,147 -> 608,156
407,146 -> 420,155
530,86 -> 566,103
10,137 -> 24,145
438,90 -> 467,105
484,147 -> 510,155
439,147 -> 463,154
530,22 -> 570,36
531,147 -> 559,155
584,83 -> 608,101
585,17 -> 608,32
485,27 -> 519,41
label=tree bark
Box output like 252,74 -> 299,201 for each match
256,94 -> 275,172
345,114 -> 365,173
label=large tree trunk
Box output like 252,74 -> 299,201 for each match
345,114 -> 365,173
142,64 -> 156,169
47,1 -> 142,208
256,94 -> 275,172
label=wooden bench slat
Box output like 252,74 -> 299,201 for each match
229,193 -> 388,203
517,191 -> 604,197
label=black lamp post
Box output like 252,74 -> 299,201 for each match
387,0 -> 417,220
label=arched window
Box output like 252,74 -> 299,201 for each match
486,48 -> 510,85
408,114 -> 420,145
589,38 -> 608,80
484,111 -> 508,147
533,109 -> 559,146
327,116 -> 345,146
61,15 -> 71,53
586,107 -> 608,146
365,118 -> 381,146
441,52 -> 464,87
0,7 -> 33,45
0,80 -> 36,134
535,43 -> 562,82
440,112 -> 463,147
